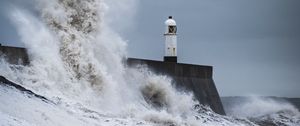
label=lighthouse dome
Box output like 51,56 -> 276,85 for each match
165,16 -> 176,26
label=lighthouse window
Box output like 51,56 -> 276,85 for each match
168,26 -> 177,33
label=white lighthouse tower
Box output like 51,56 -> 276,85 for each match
164,16 -> 177,62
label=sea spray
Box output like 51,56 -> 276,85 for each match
39,0 -> 109,92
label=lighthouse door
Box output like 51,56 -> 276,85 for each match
172,48 -> 176,56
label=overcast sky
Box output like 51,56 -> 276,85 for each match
1,0 -> 300,97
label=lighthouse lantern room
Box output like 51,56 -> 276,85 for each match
164,16 -> 177,62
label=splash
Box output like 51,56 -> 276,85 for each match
41,0 -> 103,86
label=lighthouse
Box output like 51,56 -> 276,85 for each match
164,16 -> 177,62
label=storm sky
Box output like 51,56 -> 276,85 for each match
1,0 -> 300,97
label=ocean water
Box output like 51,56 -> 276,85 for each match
0,0 -> 299,125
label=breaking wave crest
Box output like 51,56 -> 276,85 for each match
226,96 -> 300,126
0,0 -> 299,126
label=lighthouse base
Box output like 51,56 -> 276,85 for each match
164,56 -> 177,62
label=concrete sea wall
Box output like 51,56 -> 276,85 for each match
127,58 -> 225,115
0,45 -> 29,65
